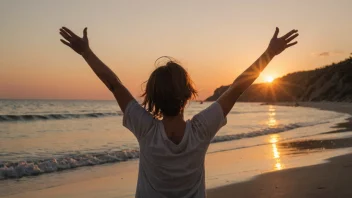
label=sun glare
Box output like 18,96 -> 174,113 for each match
265,76 -> 274,83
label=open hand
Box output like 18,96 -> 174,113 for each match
60,27 -> 89,55
267,27 -> 298,56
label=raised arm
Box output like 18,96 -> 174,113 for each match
217,27 -> 299,116
59,27 -> 133,112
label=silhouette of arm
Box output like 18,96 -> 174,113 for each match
59,27 -> 133,112
217,28 -> 299,116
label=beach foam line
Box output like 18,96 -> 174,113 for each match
0,112 -> 122,122
0,121 -> 327,180
211,121 -> 328,143
0,108 -> 285,122
0,150 -> 139,180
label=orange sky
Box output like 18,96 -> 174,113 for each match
0,0 -> 351,100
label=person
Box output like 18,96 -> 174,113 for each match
59,26 -> 298,198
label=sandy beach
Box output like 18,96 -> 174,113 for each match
3,141 -> 351,198
1,102 -> 352,198
207,102 -> 352,198
2,0 -> 352,197
207,153 -> 352,198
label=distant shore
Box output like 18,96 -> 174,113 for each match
264,101 -> 352,116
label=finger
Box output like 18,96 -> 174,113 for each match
60,31 -> 72,41
273,27 -> 279,38
83,27 -> 88,40
62,27 -> 79,38
60,39 -> 71,46
60,28 -> 71,38
286,41 -> 298,48
59,31 -> 73,41
281,29 -> 298,40
60,28 -> 73,39
285,33 -> 299,43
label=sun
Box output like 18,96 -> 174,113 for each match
265,76 -> 274,83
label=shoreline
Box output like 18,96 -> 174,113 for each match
266,101 -> 352,116
2,102 -> 352,198
207,102 -> 352,198
207,153 -> 352,198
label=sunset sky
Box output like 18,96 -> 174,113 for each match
0,0 -> 351,100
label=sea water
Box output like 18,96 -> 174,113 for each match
0,99 -> 349,180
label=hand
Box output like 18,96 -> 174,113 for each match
60,27 -> 89,55
267,27 -> 299,56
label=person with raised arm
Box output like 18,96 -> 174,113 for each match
59,26 -> 298,198
217,27 -> 298,115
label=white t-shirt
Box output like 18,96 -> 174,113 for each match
123,100 -> 227,198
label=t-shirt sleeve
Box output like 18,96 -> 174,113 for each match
191,102 -> 227,141
122,99 -> 155,140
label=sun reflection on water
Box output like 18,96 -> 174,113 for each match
275,161 -> 282,170
270,135 -> 284,170
267,105 -> 278,128
268,118 -> 277,128
267,106 -> 284,170
272,143 -> 280,159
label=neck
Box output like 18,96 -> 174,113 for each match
162,113 -> 184,122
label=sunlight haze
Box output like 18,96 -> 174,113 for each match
0,0 -> 351,100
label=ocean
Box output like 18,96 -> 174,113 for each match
1,99 -> 351,197
1,99 -> 349,179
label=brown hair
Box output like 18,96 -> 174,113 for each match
142,58 -> 197,118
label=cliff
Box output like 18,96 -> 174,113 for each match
206,56 -> 352,102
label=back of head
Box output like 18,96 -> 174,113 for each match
142,58 -> 197,118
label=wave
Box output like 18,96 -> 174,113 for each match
0,150 -> 139,180
0,121 -> 327,180
211,121 -> 327,143
229,110 -> 268,115
0,112 -> 122,122
0,109 -> 277,122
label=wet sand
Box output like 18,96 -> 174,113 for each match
207,153 -> 352,198
207,102 -> 352,198
2,102 -> 352,198
3,144 -> 351,198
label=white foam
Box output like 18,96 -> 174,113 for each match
0,150 -> 139,179
0,121 -> 329,180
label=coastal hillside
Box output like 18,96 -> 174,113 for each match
206,56 -> 352,102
